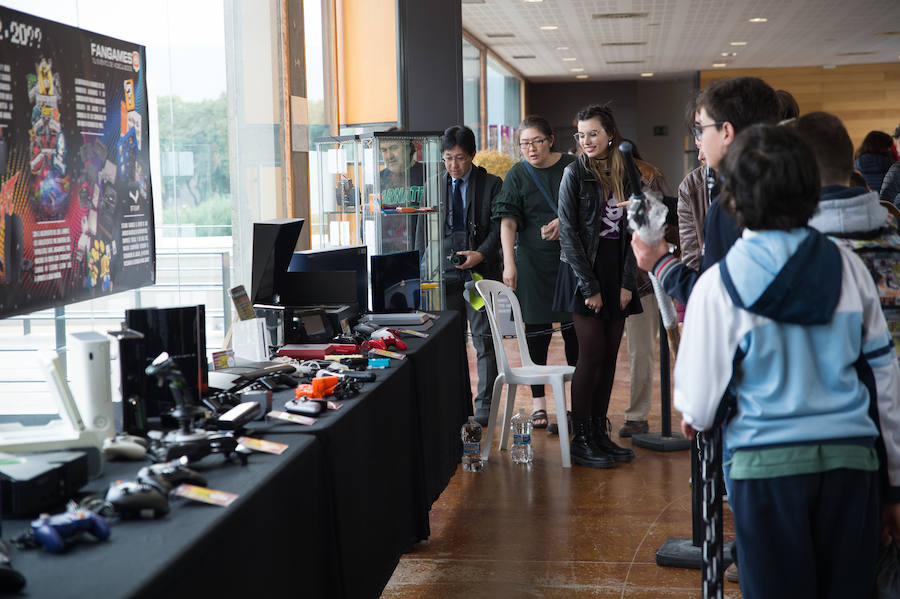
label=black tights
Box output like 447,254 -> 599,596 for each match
571,314 -> 625,421
524,322 -> 579,398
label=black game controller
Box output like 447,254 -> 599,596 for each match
137,457 -> 207,493
105,480 -> 170,519
0,541 -> 25,593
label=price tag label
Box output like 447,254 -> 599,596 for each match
268,410 -> 317,425
369,348 -> 405,360
237,436 -> 288,455
174,484 -> 238,507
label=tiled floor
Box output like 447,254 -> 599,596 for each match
383,328 -> 741,598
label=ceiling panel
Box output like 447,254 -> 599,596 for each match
462,0 -> 900,81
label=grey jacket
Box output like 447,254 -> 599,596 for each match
880,161 -> 900,208
557,155 -> 638,299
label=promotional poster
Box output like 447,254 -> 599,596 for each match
0,7 -> 154,319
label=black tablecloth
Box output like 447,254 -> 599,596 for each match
3,435 -> 332,599
1,311 -> 470,599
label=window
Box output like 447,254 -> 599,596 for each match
486,55 -> 522,157
0,1 -> 285,416
462,37 -> 482,150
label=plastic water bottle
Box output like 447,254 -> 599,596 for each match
510,408 -> 533,464
461,416 -> 484,472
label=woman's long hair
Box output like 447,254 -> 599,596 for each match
576,103 -> 626,203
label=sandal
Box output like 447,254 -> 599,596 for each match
531,409 -> 549,429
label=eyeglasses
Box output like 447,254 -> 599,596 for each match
519,137 -> 548,149
573,130 -> 605,143
443,154 -> 470,164
691,121 -> 724,140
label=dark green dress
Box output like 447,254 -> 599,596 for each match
492,153 -> 576,323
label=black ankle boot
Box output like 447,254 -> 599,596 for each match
592,417 -> 635,462
570,420 -> 615,468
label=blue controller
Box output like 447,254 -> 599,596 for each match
30,509 -> 110,554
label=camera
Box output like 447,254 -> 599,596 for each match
449,252 -> 465,266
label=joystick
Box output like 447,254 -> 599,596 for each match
105,480 -> 170,518
137,457 -> 207,493
30,509 -> 110,553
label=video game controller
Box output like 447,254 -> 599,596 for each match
30,509 -> 110,554
103,434 -> 148,460
370,328 -> 408,350
105,480 -> 170,519
136,457 -> 207,493
0,541 -> 26,593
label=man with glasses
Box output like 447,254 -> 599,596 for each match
631,76 -> 780,307
441,125 -> 503,425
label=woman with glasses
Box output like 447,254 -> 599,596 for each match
552,103 -> 644,468
492,115 -> 578,430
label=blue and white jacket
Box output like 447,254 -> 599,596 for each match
674,227 -> 900,493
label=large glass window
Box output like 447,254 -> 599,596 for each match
486,56 -> 521,157
462,37 -> 482,151
0,1 -> 285,415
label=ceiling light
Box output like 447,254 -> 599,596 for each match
540,25 -> 559,31
876,31 -> 900,36
556,46 -> 569,50
836,51 -> 877,56
562,57 -> 577,61
593,12 -> 649,19
576,75 -> 588,79
601,41 -> 647,47
512,55 -> 536,59
641,72 -> 654,77
606,60 -> 645,64
570,67 -> 585,72
748,17 -> 767,23
523,0 -> 543,3
712,62 -> 727,67
730,41 -> 747,46
721,52 -> 737,57
485,33 -> 515,38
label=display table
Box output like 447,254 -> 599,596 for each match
2,311 -> 470,599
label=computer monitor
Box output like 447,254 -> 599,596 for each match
288,245 -> 368,311
124,305 -> 208,420
250,218 -> 305,304
371,251 -> 420,313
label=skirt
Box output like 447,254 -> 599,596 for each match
552,238 -> 643,319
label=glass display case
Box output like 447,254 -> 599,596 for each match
312,131 -> 445,311
312,135 -> 365,247
361,131 -> 445,311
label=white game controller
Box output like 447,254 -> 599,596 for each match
102,435 -> 148,460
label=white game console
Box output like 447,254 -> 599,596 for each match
0,342 -> 113,478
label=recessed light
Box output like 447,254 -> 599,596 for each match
836,51 -> 877,56
721,52 -> 737,57
749,17 -> 767,23
730,41 -> 748,46
562,57 -> 577,61
606,60 -> 645,64
486,33 -> 515,38
524,0 -> 543,3
570,67 -> 584,72
712,62 -> 727,67
640,72 -> 654,77
512,55 -> 536,59
601,41 -> 647,46
540,25 -> 559,31
576,74 -> 589,79
556,46 -> 569,50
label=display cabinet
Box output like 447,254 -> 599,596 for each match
360,131 -> 445,311
312,135 -> 365,248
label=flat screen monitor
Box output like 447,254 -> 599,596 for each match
124,305 -> 207,419
371,251 -> 420,313
288,245 -> 368,311
250,218 -> 305,304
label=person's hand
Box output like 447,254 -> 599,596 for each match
455,250 -> 484,270
681,419 -> 698,440
541,218 -> 560,241
615,199 -> 631,209
631,232 -> 670,272
584,292 -> 603,313
882,503 -> 900,546
619,288 -> 632,310
502,263 -> 517,290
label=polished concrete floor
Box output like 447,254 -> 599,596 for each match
383,327 -> 741,598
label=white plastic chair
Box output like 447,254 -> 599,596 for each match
475,279 -> 575,468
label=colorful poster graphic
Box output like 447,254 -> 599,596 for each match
0,7 -> 154,318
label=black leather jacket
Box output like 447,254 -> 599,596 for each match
557,155 -> 638,299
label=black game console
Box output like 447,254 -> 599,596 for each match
0,451 -> 88,517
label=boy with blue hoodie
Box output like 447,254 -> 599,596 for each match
674,125 -> 900,599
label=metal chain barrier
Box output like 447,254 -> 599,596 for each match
699,427 -> 725,599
